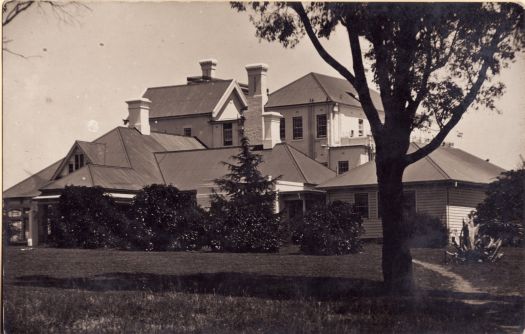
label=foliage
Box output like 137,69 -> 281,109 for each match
472,169 -> 524,246
232,2 -> 524,288
49,186 -> 126,249
208,120 -> 281,252
447,219 -> 503,264
297,201 -> 364,255
127,184 -> 206,251
405,212 -> 448,248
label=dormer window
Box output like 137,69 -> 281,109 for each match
74,154 -> 85,170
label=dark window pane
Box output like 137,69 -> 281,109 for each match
292,117 -> 303,140
358,119 -> 364,136
355,193 -> 369,218
338,160 -> 349,174
316,114 -> 327,138
183,128 -> 192,136
280,118 -> 285,140
223,123 -> 233,146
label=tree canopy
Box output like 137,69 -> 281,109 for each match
232,2 -> 524,292
232,2 -> 523,164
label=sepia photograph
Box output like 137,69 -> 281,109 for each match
2,1 -> 524,333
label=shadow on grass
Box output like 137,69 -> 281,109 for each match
12,271 -> 523,303
10,272 -> 525,332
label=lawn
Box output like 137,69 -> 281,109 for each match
3,244 -> 524,333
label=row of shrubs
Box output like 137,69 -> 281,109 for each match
48,185 -> 369,253
48,185 -> 451,254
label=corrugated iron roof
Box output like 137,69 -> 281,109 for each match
3,159 -> 63,198
266,72 -> 384,111
4,127 -> 206,198
155,143 -> 336,191
143,80 -> 234,118
318,143 -> 506,189
76,141 -> 106,165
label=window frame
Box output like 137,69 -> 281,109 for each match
223,122 -> 233,146
280,117 -> 286,140
358,119 -> 364,137
338,160 -> 349,174
183,127 -> 192,137
292,116 -> 303,140
354,192 -> 369,219
316,114 -> 327,138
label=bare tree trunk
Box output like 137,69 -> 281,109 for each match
376,141 -> 414,294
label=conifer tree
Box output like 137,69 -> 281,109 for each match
208,116 -> 281,252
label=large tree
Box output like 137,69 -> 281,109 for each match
232,2 -> 524,293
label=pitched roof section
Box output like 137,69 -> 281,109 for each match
3,159 -> 63,198
318,143 -> 505,189
143,80 -> 236,118
77,141 -> 106,165
155,143 -> 336,192
4,126 -> 206,197
266,72 -> 384,111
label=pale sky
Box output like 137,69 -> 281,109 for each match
3,2 -> 525,190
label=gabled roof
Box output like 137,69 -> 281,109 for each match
318,143 -> 506,189
266,72 -> 384,111
3,159 -> 63,198
143,79 -> 247,119
155,143 -> 336,192
4,127 -> 206,198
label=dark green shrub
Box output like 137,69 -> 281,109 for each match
298,201 -> 364,255
208,201 -> 280,252
127,184 -> 206,251
49,186 -> 126,249
406,212 -> 448,248
473,169 -> 524,246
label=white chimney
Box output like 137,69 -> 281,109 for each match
262,112 -> 283,149
199,59 -> 218,79
126,98 -> 151,135
245,63 -> 268,104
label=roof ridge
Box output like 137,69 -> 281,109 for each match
145,79 -> 233,91
412,142 -> 451,180
266,73 -> 313,100
116,127 -> 133,168
86,164 -> 95,186
281,144 -> 308,184
154,146 -> 239,155
310,72 -> 334,102
285,143 -> 337,172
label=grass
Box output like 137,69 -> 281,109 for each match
3,244 -> 524,333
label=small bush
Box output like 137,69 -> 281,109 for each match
406,212 -> 448,248
126,184 -> 206,251
447,218 -> 504,263
49,186 -> 126,249
208,201 -> 281,253
298,201 -> 364,255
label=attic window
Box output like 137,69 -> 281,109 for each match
74,154 -> 85,170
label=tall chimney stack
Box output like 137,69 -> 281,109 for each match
199,59 -> 218,79
262,112 -> 283,149
243,63 -> 269,145
126,98 -> 151,135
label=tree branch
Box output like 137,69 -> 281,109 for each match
346,22 -> 383,134
290,3 -> 357,87
405,40 -> 498,165
3,1 -> 34,26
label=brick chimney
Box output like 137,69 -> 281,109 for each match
199,59 -> 218,79
126,98 -> 151,135
243,63 -> 268,145
262,112 -> 283,149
